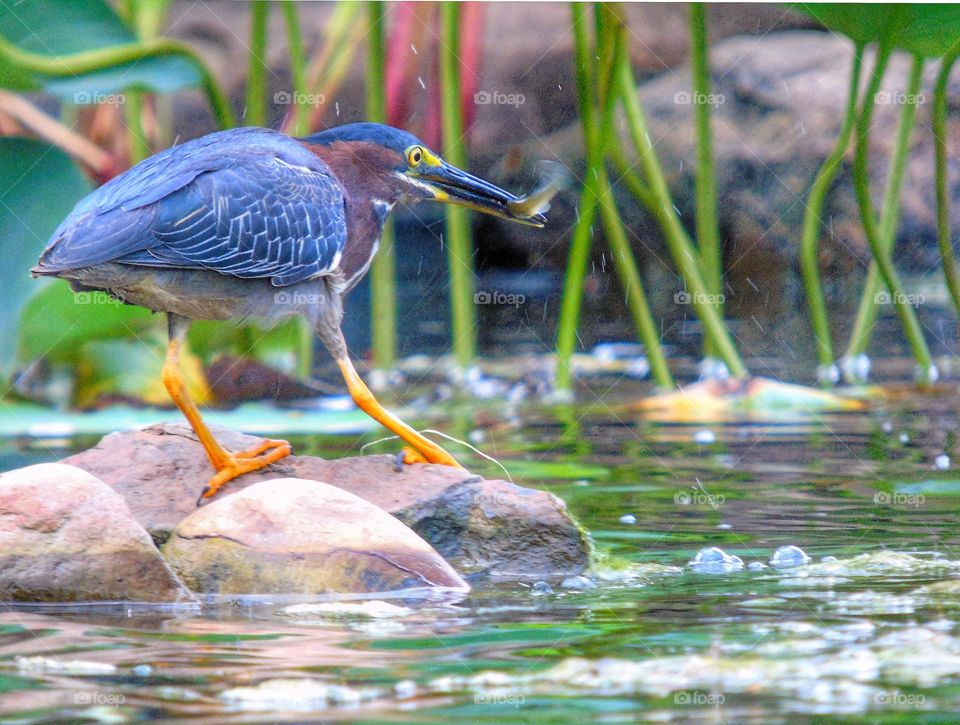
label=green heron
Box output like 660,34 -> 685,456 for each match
33,123 -> 548,502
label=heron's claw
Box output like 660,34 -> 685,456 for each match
395,444 -> 464,470
196,438 -> 292,505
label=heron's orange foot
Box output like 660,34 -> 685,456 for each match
399,444 -> 464,469
197,439 -> 292,505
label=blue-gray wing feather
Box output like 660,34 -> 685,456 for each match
36,127 -> 346,287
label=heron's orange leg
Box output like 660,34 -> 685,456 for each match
162,338 -> 291,503
336,357 -> 464,469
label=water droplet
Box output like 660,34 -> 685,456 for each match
531,581 -> 553,596
561,575 -> 596,589
816,363 -> 840,385
693,430 -> 716,445
820,555 -> 838,562
936,454 -> 950,470
747,561 -> 767,570
769,545 -> 812,569
395,679 -> 417,698
619,514 -> 637,525
688,546 -> 744,573
899,433 -> 909,444
132,664 -> 152,677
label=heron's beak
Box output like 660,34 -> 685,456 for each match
415,161 -> 548,227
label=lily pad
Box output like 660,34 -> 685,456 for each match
801,4 -> 960,59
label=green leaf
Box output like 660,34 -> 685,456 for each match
0,0 -> 200,97
17,281 -> 158,367
0,138 -> 91,378
800,3 -> 960,58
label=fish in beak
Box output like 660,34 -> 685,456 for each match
415,160 -> 568,227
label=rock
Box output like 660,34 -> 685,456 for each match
0,463 -> 192,602
63,423 -> 590,579
161,478 -> 468,595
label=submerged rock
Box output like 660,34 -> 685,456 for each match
0,463 -> 191,602
64,423 -> 589,580
162,478 -> 469,595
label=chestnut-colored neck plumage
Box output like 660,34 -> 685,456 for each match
301,139 -> 404,289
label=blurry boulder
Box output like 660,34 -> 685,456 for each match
161,478 -> 468,595
0,463 -> 191,602
63,423 -> 590,580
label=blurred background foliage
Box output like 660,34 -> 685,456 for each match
1,1 -> 960,412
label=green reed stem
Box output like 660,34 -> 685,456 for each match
597,5 -> 672,388
848,51 -> 933,381
439,1 -> 477,369
615,46 -> 747,377
934,49 -> 960,318
689,2 -> 722,360
279,1 -> 313,377
281,1 -> 309,137
365,0 -> 398,372
799,42 -> 864,379
246,1 -> 269,127
596,169 -> 674,388
847,51 -> 918,361
555,3 -> 604,394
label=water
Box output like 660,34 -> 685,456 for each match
3,375 -> 960,722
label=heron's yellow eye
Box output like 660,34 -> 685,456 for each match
407,146 -> 424,166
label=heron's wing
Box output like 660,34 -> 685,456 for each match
36,128 -> 347,287
125,157 -> 346,286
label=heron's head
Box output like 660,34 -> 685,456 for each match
303,123 -> 546,226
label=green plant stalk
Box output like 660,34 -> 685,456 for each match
278,0 -> 312,377
0,35 -> 235,128
847,51 -> 917,359
439,2 -> 477,369
689,2 -> 722,360
615,49 -> 747,377
848,51 -> 932,379
596,168 -> 674,387
281,1 -> 309,137
596,5 -> 672,387
365,0 -> 397,372
555,3 -> 604,393
123,2 -> 162,166
246,1 -> 269,127
934,49 -> 960,317
799,43 -> 864,375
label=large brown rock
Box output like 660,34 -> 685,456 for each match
161,478 -> 468,595
0,464 -> 192,602
63,422 -> 590,579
